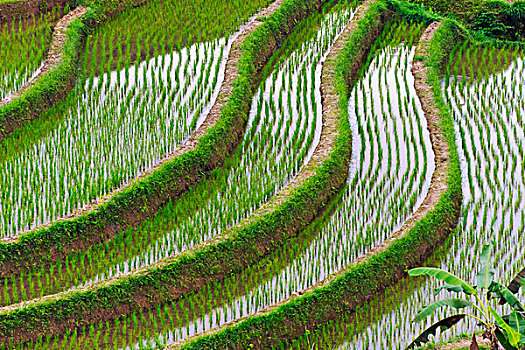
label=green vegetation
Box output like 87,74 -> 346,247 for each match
300,23 -> 524,350
407,244 -> 525,349
1,0 -> 524,348
0,7 -> 65,100
0,0 -> 353,307
0,6 -> 357,348
85,0 -> 272,72
0,0 -> 356,346
161,3 -> 465,349
406,0 -> 525,40
0,0 -> 271,237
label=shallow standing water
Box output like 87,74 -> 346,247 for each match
300,50 -> 525,350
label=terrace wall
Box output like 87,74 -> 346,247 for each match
0,0 -> 355,344
163,3 -> 465,350
0,0 -> 150,140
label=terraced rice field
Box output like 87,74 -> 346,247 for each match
0,6 -> 65,101
285,43 -> 525,350
1,0 -> 524,349
0,0 -> 271,236
0,2 -> 355,308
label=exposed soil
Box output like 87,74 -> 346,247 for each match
439,336 -> 491,349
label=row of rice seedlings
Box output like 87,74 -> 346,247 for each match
101,18 -> 433,350
0,5 -> 67,100
282,270 -> 428,350
3,6 -> 358,348
444,41 -> 521,84
6,17 -> 430,350
311,43 -> 525,350
85,0 -> 273,74
0,0 -> 270,237
0,2 -> 357,307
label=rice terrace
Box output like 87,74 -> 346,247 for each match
0,0 -> 524,348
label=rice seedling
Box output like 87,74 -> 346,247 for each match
0,0 -> 272,237
303,43 -> 525,350
0,6 -> 66,100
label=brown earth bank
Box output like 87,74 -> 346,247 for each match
0,6 -> 88,109
0,0 -> 348,345
165,15 -> 463,350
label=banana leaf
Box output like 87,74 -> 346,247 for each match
503,311 -> 525,345
413,298 -> 472,323
408,268 -> 477,295
405,314 -> 465,349
507,268 -> 525,294
489,281 -> 525,312
476,242 -> 495,290
496,328 -> 518,350
434,284 -> 463,296
491,306 -> 522,347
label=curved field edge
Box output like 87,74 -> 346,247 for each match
0,0 -> 282,275
165,4 -> 464,350
0,4 -> 87,140
0,0 -> 155,140
0,0 -> 352,344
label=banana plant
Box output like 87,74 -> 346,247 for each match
406,242 -> 525,350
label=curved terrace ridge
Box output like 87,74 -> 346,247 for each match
0,0 -> 354,344
163,10 -> 464,350
0,6 -> 88,109
0,0 -> 284,276
0,5 -> 88,140
0,0 -> 166,140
